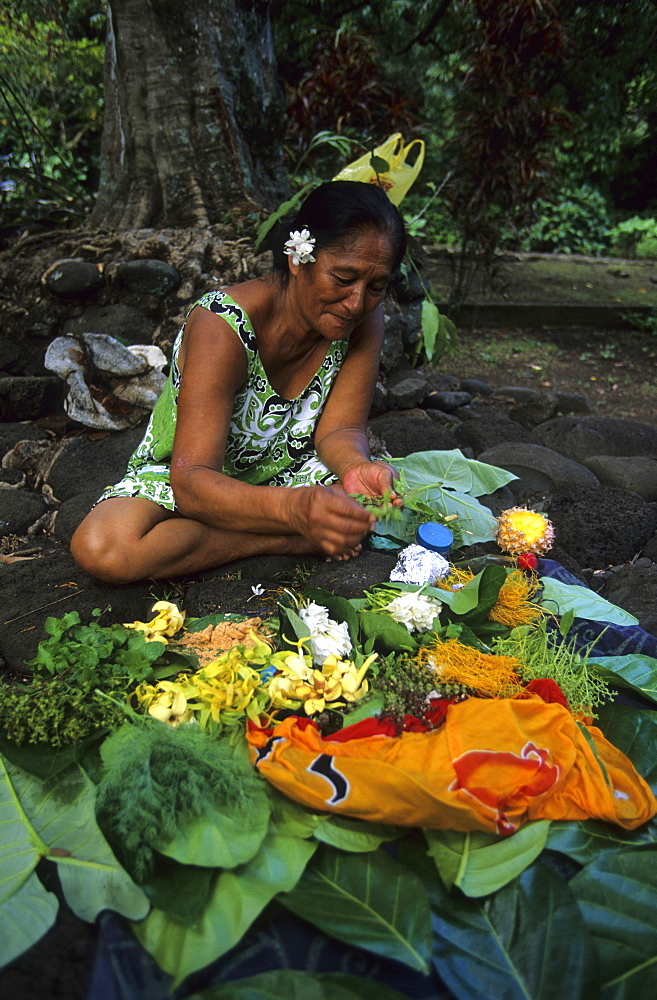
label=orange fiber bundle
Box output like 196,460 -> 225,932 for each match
419,639 -> 524,698
489,569 -> 542,628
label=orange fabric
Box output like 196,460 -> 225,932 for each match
247,695 -> 656,835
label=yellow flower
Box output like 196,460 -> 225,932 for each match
124,601 -> 186,643
133,678 -> 197,726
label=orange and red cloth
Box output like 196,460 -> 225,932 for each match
247,693 -> 656,835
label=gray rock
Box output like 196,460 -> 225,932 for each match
600,564 -> 657,637
477,443 -> 599,503
642,531 -> 657,562
387,375 -> 428,410
0,490 -> 48,536
23,303 -> 62,340
399,301 -> 423,352
0,422 -> 49,458
392,268 -> 426,303
476,484 -> 517,517
552,391 -> 592,415
455,418 -> 539,456
452,402 -> 510,421
0,376 -> 64,421
509,392 -> 559,427
582,455 -> 657,501
380,304 -> 406,373
459,378 -> 494,397
535,416 -> 657,462
369,381 -> 388,417
45,423 -> 146,502
494,386 -> 543,403
53,490 -> 101,544
425,372 -> 461,393
422,390 -> 472,413
368,415 -> 458,457
424,409 -> 461,428
116,259 -> 181,297
43,259 -> 104,299
0,468 -> 25,487
63,304 -> 157,346
548,485 -> 657,568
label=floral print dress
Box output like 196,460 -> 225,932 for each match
98,290 -> 347,510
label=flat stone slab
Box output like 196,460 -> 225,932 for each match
582,455 -> 657,501
477,442 -> 599,501
535,415 -> 657,462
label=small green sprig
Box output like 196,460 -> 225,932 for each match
349,488 -> 403,521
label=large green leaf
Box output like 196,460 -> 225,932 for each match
313,814 -> 402,853
425,822 -> 551,897
11,762 -> 149,922
547,818 -> 657,866
0,735 -> 79,780
570,846 -> 657,999
538,579 -> 639,626
189,969 -> 411,1000
422,857 -> 598,1000
391,449 -> 513,495
0,754 -> 46,904
134,832 -> 316,987
0,871 -> 58,968
279,844 -> 432,974
438,489 -> 499,544
359,611 -> 417,654
160,801 -> 270,870
594,703 -> 657,789
590,656 -> 657,707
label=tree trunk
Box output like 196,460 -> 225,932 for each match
90,0 -> 287,230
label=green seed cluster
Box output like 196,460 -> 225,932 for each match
0,677 -> 126,746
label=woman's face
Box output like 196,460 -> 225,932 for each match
290,227 -> 395,340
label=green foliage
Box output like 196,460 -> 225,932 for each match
95,722 -> 269,881
0,610 -> 188,747
280,844 -> 433,974
424,821 -> 551,896
609,215 -> 657,258
493,622 -> 613,718
0,1 -> 105,228
519,184 -> 611,256
0,677 -> 125,747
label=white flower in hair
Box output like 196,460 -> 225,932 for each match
284,228 -> 316,265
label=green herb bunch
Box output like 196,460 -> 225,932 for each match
493,622 -> 612,718
372,652 -> 466,728
0,611 -> 185,747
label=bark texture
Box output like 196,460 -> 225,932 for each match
91,0 -> 287,230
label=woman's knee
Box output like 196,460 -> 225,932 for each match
70,516 -> 141,584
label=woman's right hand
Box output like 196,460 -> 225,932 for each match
288,485 -> 375,558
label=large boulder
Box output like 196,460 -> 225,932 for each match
45,423 -> 146,502
548,485 -> 657,568
535,415 -> 657,462
369,414 -> 458,457
477,443 -> 599,503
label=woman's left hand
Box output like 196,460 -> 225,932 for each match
341,460 -> 402,504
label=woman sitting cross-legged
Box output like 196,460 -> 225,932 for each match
71,181 -> 407,584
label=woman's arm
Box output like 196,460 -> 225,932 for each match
169,306 -> 374,554
314,305 -> 398,498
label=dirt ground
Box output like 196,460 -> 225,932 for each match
442,325 -> 657,427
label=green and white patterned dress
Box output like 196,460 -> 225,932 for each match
98,290 -> 347,510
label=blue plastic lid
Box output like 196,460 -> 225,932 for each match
416,522 -> 454,554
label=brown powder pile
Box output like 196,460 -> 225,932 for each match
172,618 -> 273,666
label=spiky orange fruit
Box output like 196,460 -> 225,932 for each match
495,507 -> 555,557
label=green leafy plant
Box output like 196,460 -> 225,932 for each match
519,184 -> 611,256
609,215 -> 657,258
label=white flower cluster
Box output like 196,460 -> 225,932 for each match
385,591 -> 443,633
299,602 -> 352,665
284,228 -> 316,265
390,544 -> 450,586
